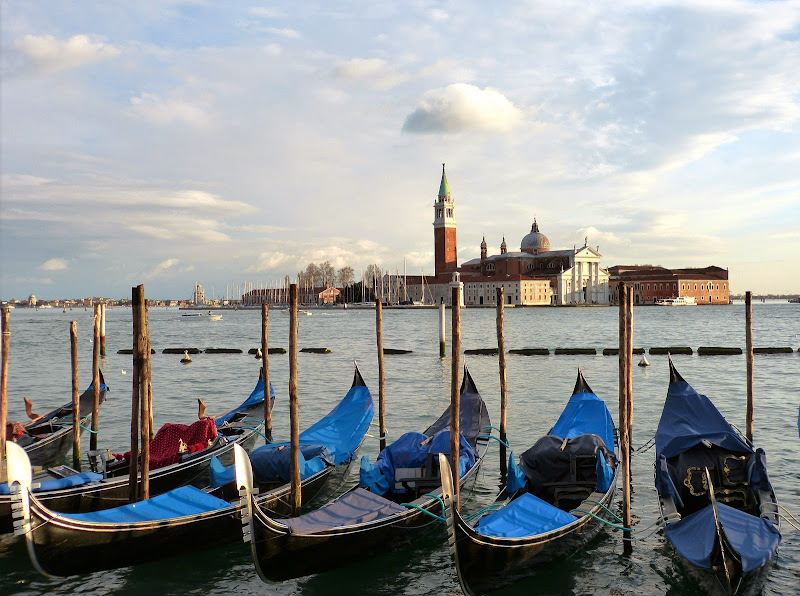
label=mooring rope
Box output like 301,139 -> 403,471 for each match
78,424 -> 98,433
775,503 -> 800,532
633,435 -> 656,454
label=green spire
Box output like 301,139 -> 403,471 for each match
438,163 -> 450,197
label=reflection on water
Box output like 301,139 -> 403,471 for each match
1,303 -> 798,595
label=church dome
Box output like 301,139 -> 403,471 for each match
520,219 -> 550,254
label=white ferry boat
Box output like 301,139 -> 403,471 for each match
655,296 -> 697,306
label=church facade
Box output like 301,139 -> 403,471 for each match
404,166 -> 611,306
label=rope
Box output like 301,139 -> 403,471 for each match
482,425 -> 504,433
582,499 -> 623,523
236,426 -> 270,443
400,502 -> 445,522
570,508 -> 632,532
79,424 -> 98,433
776,503 -> 800,527
424,493 -> 446,516
633,435 -> 656,454
776,513 -> 800,533
476,434 -> 509,448
464,502 -> 504,521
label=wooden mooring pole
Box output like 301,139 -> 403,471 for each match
129,286 -> 143,502
289,283 -> 301,516
70,321 -> 81,471
496,287 -> 508,479
376,299 -> 387,452
1,308 -> 9,467
91,305 -> 101,451
745,291 -> 754,442
439,299 -> 446,358
140,291 -> 152,499
450,285 -> 462,511
100,303 -> 106,357
618,283 -> 633,555
261,303 -> 272,443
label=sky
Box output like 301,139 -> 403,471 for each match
2,0 -> 799,300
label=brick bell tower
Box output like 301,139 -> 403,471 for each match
433,163 -> 458,277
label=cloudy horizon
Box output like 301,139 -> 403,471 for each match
2,1 -> 799,300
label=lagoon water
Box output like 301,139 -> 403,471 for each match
1,302 -> 798,595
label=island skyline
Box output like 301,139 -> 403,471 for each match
2,2 -> 799,299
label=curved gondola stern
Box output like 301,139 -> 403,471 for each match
5,441 -> 52,578
572,367 -> 593,395
460,364 -> 479,396
352,360 -> 367,387
233,443 -> 265,580
438,453 -> 478,596
668,355 -> 685,384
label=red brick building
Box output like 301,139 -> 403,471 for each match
608,265 -> 730,305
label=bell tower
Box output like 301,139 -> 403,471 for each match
433,163 -> 457,277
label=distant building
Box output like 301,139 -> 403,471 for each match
608,265 -> 730,305
28,294 -> 37,307
403,166 -> 611,305
193,282 -> 205,306
319,283 -> 340,305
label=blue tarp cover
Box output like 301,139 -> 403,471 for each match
506,452 -> 527,494
211,383 -> 374,487
61,485 -> 231,523
550,390 -> 615,452
655,378 -> 751,460
214,378 -> 274,427
664,502 -> 781,574
476,492 -> 578,538
0,472 -> 103,495
359,430 -> 475,495
281,487 -> 406,533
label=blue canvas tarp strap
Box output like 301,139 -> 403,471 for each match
664,502 -> 781,574
476,492 -> 577,538
60,485 -> 231,523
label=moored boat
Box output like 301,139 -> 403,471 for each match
440,369 -> 618,595
1,371 -> 271,534
655,359 -> 780,594
239,366 -> 491,581
655,296 -> 697,306
9,371 -> 109,469
5,365 -> 373,576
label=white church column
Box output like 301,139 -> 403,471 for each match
571,264 -> 576,304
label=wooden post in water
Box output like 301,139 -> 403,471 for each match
100,303 -> 106,357
626,287 -> 634,437
745,291 -> 754,442
129,285 -> 143,502
261,303 -> 272,443
70,321 -> 81,471
0,308 -> 9,466
439,299 -> 446,357
91,305 -> 101,451
375,299 -> 387,452
450,285 -> 462,511
618,283 -> 632,555
140,292 -> 152,500
288,283 -> 301,516
496,287 -> 508,479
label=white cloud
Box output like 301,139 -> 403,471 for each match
143,258 -> 180,279
40,258 -> 68,271
129,93 -> 211,127
249,7 -> 286,19
402,84 -> 524,133
266,27 -> 300,39
333,58 -> 410,90
14,34 -> 120,74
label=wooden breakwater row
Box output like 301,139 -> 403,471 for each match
118,345 -> 797,356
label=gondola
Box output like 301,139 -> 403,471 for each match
239,365 -> 491,581
1,371 -> 272,534
10,371 -> 109,469
655,359 -> 780,595
440,369 -> 618,595
5,364 -> 373,576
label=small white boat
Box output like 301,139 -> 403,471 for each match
655,297 -> 697,306
180,311 -> 222,320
